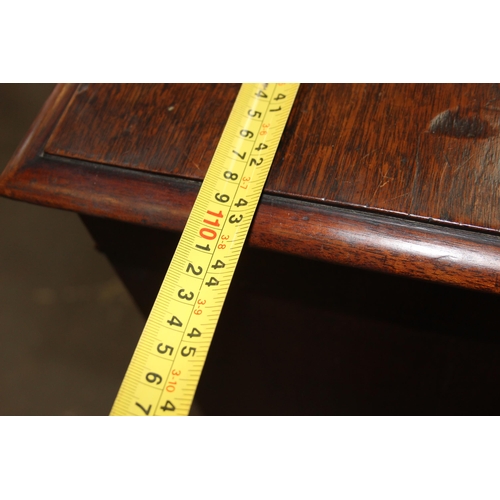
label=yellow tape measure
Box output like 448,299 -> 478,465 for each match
110,83 -> 300,416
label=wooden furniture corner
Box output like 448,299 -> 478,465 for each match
2,83 -> 500,415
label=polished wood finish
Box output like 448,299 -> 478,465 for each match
82,215 -> 500,415
3,83 -> 500,415
2,84 -> 500,293
46,84 -> 240,177
45,83 -> 500,232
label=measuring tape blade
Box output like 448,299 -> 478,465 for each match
110,83 -> 300,416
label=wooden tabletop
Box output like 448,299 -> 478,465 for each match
2,83 -> 500,292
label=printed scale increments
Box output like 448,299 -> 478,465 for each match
110,83 -> 300,416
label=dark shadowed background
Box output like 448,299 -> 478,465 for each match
0,84 -> 145,415
3,84 -> 500,417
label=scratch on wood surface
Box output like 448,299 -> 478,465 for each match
457,150 -> 479,172
440,153 -> 453,184
410,134 -> 423,205
177,147 -> 201,171
369,173 -> 395,204
484,98 -> 500,112
443,150 -> 480,178
387,192 -> 410,202
360,149 -> 379,161
377,176 -> 395,189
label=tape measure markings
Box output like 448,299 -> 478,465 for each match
110,83 -> 299,416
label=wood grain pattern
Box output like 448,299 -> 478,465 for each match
3,83 -> 500,293
45,84 -> 240,177
6,84 -> 500,416
82,215 -> 500,415
45,83 -> 500,232
272,84 -> 500,233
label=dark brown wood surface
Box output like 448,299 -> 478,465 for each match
82,215 -> 500,415
4,84 -> 500,415
45,84 -> 240,178
3,83 -> 500,293
45,83 -> 500,232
